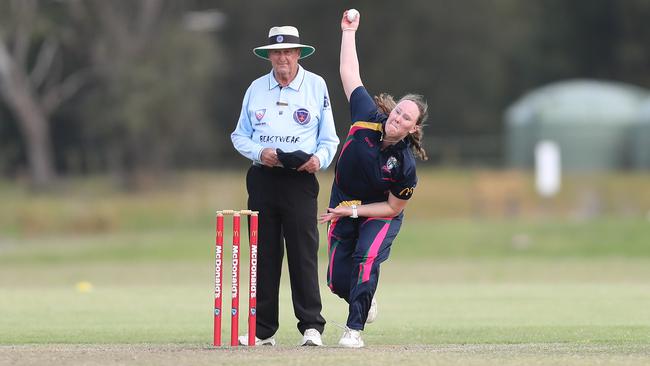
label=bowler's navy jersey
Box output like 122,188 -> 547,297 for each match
332,86 -> 417,204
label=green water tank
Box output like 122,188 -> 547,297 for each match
505,79 -> 649,171
632,99 -> 650,169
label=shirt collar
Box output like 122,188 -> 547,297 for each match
268,65 -> 305,91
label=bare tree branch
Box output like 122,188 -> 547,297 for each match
0,39 -> 14,99
41,48 -> 63,96
93,0 -> 131,52
137,0 -> 164,42
66,0 -> 88,20
41,69 -> 89,115
29,37 -> 59,90
10,0 -> 36,70
0,40 -> 10,77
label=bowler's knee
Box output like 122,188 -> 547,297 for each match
327,278 -> 349,300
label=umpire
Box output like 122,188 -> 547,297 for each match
231,25 -> 339,346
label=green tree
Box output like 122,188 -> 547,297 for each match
1,0 -> 223,187
0,0 -> 86,188
68,0 -> 222,187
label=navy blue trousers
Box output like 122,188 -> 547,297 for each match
326,214 -> 402,330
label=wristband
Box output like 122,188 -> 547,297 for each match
350,205 -> 358,218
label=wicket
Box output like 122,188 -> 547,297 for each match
214,209 -> 259,347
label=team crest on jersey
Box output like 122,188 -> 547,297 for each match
323,95 -> 330,108
382,156 -> 399,173
293,108 -> 311,125
255,109 -> 266,121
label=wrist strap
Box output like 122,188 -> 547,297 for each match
351,205 -> 358,218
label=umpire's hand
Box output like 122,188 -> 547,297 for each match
297,155 -> 320,174
260,148 -> 280,167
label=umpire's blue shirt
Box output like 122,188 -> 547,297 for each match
231,65 -> 339,169
332,86 -> 418,204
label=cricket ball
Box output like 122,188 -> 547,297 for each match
347,9 -> 359,22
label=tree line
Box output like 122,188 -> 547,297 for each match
2,0 -> 649,188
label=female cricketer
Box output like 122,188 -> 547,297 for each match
318,9 -> 429,348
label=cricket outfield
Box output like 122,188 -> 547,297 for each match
1,171 -> 650,365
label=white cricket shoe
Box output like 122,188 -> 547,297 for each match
366,296 -> 378,324
338,327 -> 364,348
238,334 -> 276,346
300,328 -> 323,346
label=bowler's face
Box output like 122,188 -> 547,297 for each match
268,48 -> 301,79
385,100 -> 420,140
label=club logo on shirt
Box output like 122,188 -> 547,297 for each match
382,156 -> 399,174
323,95 -> 330,109
255,109 -> 266,121
293,108 -> 311,125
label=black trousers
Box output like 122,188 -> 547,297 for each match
246,165 -> 326,338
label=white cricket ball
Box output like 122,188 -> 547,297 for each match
347,9 -> 359,22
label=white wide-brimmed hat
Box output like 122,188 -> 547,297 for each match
253,26 -> 315,60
